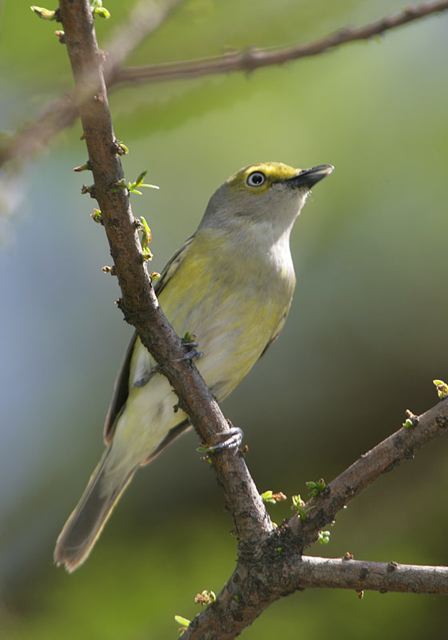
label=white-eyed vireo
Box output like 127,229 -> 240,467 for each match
54,161 -> 333,571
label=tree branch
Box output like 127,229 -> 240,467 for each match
2,1 -> 448,172
292,556 -> 448,594
183,555 -> 448,639
183,399 -> 448,639
291,399 -> 448,544
58,0 -> 271,548
114,0 -> 448,86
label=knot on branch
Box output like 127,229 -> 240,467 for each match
116,298 -> 150,327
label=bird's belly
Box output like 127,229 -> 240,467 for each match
111,253 -> 293,469
168,283 -> 287,400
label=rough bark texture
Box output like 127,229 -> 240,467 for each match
293,556 -> 448,594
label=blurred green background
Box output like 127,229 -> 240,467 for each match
1,0 -> 448,638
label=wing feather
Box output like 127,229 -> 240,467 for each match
103,235 -> 195,444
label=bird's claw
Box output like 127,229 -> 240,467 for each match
200,426 -> 244,455
176,336 -> 202,363
174,347 -> 203,363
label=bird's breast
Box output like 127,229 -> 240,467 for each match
158,230 -> 295,399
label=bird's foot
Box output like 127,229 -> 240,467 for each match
175,347 -> 203,363
176,334 -> 203,364
200,426 -> 244,455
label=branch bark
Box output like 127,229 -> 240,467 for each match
290,400 -> 448,543
2,1 -> 448,172
183,554 -> 448,640
183,400 -> 448,639
58,0 -> 271,548
293,556 -> 448,594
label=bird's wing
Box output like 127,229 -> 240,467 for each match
103,235 -> 195,444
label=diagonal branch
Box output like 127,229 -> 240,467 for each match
58,0 -> 271,547
291,399 -> 448,544
2,1 -> 448,173
115,0 -> 448,86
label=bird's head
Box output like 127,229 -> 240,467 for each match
200,161 -> 334,235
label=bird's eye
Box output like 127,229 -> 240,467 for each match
246,171 -> 266,187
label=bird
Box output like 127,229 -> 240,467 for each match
54,161 -> 334,572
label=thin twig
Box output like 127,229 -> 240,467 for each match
58,0 -> 271,548
115,0 -> 448,86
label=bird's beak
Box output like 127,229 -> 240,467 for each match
287,164 -> 334,189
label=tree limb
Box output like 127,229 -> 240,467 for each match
291,399 -> 448,543
292,556 -> 448,594
115,0 -> 448,86
2,1 -> 448,172
58,0 -> 271,547
183,555 -> 448,639
183,400 -> 448,639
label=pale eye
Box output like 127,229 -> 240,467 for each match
246,171 -> 266,187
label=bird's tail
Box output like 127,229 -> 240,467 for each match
54,448 -> 136,573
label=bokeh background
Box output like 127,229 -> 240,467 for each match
1,0 -> 448,638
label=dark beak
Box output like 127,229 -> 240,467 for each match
287,164 -> 334,189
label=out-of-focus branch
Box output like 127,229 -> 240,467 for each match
58,0 -> 271,548
115,0 -> 448,86
1,0 -> 448,172
0,0 -> 183,168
